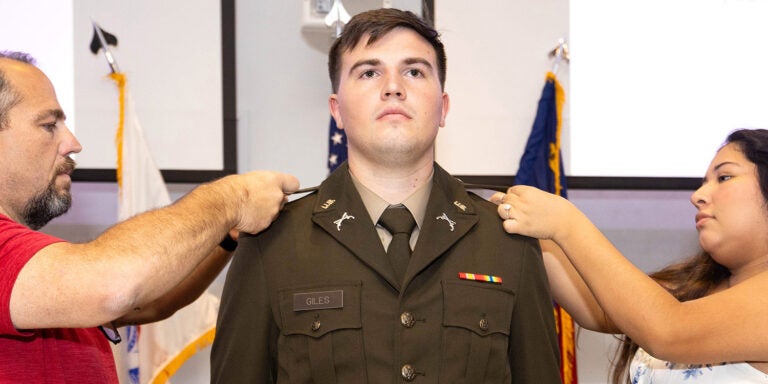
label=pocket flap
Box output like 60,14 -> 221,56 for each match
442,281 -> 514,336
279,281 -> 362,338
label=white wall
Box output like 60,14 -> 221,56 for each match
37,1 -> 704,383
434,0 -> 571,176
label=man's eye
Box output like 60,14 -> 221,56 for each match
42,123 -> 57,132
406,68 -> 424,77
361,70 -> 376,78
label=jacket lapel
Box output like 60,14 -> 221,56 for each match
311,163 -> 401,289
404,164 -> 479,286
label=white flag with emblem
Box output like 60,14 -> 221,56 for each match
110,72 -> 219,384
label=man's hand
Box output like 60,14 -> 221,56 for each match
229,171 -> 300,234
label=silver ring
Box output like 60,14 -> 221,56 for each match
502,204 -> 511,219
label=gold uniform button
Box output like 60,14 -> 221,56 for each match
400,312 -> 415,328
311,319 -> 321,332
401,364 -> 416,381
479,318 -> 489,331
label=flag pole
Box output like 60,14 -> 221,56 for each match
89,20 -> 127,197
91,19 -> 120,74
548,38 -> 569,77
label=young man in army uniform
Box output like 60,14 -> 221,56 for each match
212,8 -> 561,383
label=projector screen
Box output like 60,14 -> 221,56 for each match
435,0 -> 768,187
1,0 -> 235,182
570,0 -> 768,178
0,1 -> 76,130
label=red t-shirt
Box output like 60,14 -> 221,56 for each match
0,215 -> 118,383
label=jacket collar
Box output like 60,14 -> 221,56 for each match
311,162 -> 479,292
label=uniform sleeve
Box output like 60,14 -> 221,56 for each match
507,237 -> 562,383
210,234 -> 276,383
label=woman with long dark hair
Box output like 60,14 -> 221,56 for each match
494,128 -> 768,382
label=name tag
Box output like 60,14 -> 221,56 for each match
293,290 -> 344,311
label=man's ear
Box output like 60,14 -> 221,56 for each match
439,92 -> 450,127
329,95 -> 343,129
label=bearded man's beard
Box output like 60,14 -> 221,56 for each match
20,158 -> 75,230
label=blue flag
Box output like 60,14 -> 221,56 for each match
328,116 -> 347,173
514,72 -> 567,199
515,72 -> 577,384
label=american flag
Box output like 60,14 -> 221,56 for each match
328,116 -> 347,172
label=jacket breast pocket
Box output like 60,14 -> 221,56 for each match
278,281 -> 365,384
441,281 -> 515,383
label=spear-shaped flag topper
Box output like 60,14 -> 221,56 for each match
89,20 -> 120,73
325,0 -> 351,38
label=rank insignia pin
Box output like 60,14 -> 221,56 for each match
458,272 -> 503,284
333,212 -> 355,231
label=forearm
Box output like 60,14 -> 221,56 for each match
10,171 -> 296,330
12,179 -> 240,329
540,239 -> 618,333
553,211 -> 685,355
501,186 -> 768,363
113,244 -> 234,327
90,179 -> 241,314
565,223 -> 768,363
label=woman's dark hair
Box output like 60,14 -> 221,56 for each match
726,129 -> 768,203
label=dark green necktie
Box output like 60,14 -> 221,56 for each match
379,206 -> 416,281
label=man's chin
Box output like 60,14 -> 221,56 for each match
58,190 -> 72,203
55,178 -> 73,194
21,185 -> 73,230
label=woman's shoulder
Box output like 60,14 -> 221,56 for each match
629,347 -> 767,383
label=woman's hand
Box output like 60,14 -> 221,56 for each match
490,185 -> 577,242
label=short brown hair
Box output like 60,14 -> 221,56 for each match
327,8 -> 446,93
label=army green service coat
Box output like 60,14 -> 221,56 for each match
211,163 -> 561,384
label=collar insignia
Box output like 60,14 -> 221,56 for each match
333,212 -> 355,231
436,212 -> 456,231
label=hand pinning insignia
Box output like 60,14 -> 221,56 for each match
436,212 -> 456,231
333,212 -> 355,231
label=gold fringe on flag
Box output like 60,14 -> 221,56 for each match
546,71 -> 565,198
149,328 -> 217,384
109,72 -> 126,191
545,71 -> 577,384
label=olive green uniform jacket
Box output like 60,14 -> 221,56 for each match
211,163 -> 561,384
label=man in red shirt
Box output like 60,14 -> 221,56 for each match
0,51 -> 299,382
